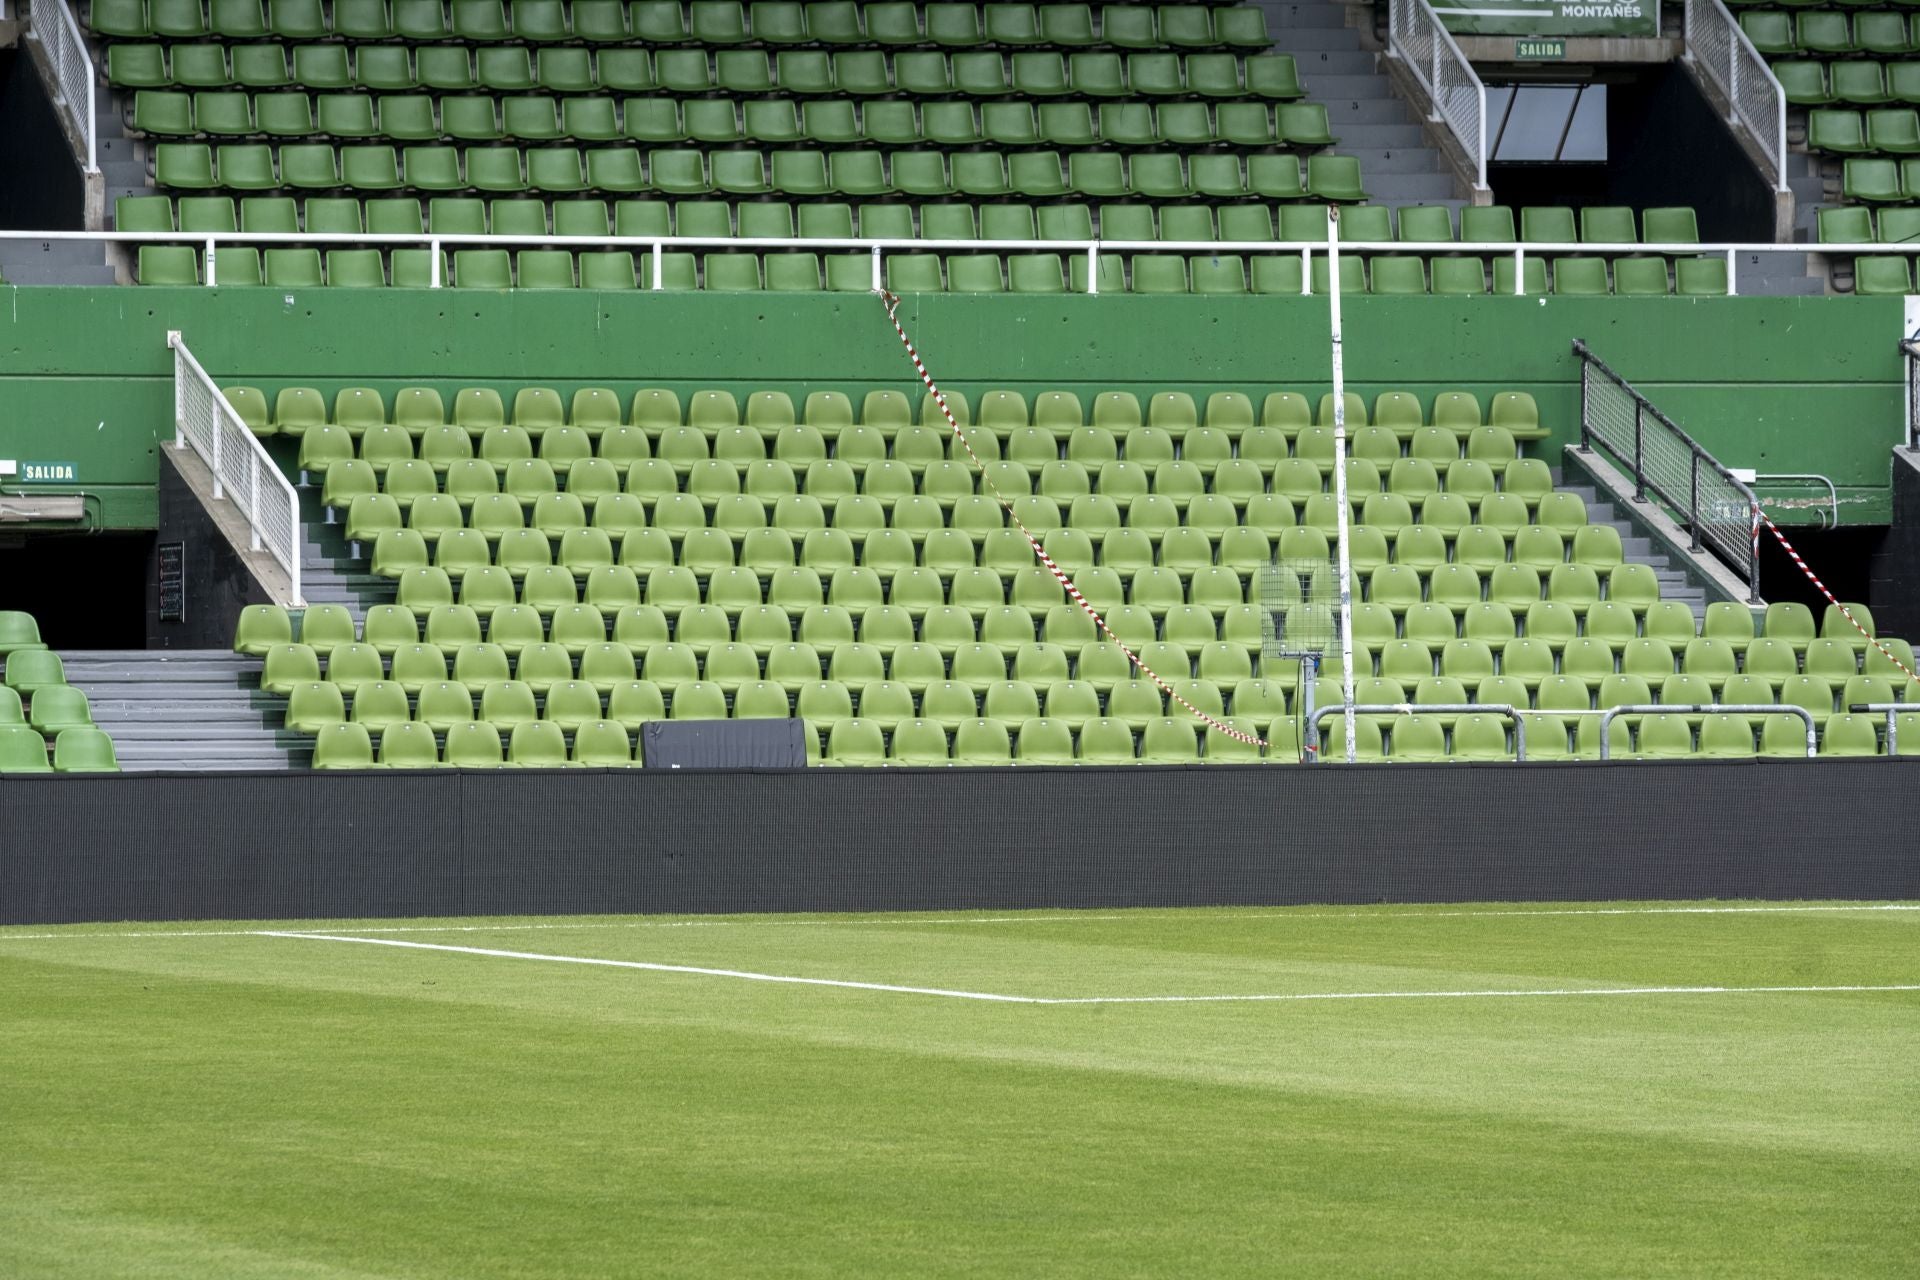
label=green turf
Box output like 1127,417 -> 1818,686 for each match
2,902 -> 1915,1278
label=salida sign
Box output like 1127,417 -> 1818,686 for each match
1433,0 -> 1657,38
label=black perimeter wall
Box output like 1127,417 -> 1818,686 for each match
2,761 -> 1916,925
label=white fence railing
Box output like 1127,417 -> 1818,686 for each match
1685,0 -> 1788,195
26,0 -> 98,175
168,331 -> 304,607
1386,0 -> 1486,194
0,227 -> 1808,296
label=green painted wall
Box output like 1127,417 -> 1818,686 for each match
0,287 -> 1903,529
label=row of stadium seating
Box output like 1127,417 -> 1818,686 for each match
146,142 -> 1370,199
145,245 -> 1728,292
91,1 -> 1265,50
123,195 -> 1704,244
1772,57 -> 1920,106
233,385 -> 1553,437
0,613 -> 122,773
296,704 -> 1914,768
258,639 -> 1896,725
310,449 -> 1553,505
127,92 -> 1339,149
249,596 -> 1884,660
1743,10 -> 1920,57
108,45 -> 1304,100
244,612 -> 1903,695
1807,106 -> 1920,154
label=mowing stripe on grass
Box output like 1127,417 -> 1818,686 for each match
257,932 -> 1041,1002
261,932 -> 1920,1007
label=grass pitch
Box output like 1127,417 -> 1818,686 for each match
2,902 -> 1915,1278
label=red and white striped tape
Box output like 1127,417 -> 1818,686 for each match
875,289 -> 1270,747
1754,507 -> 1919,687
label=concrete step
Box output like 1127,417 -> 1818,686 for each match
1357,173 -> 1460,200
1318,98 -> 1418,126
1340,147 -> 1447,174
1332,123 -> 1429,149
65,648 -> 304,770
0,239 -> 108,267
1280,29 -> 1365,52
0,263 -> 117,284
1295,74 -> 1395,99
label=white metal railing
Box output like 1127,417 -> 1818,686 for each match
1685,0 -> 1788,195
167,331 -> 304,606
0,227 -> 1807,296
26,0 -> 98,174
1386,0 -> 1487,194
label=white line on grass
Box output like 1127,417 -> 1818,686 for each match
0,902 -> 1914,943
1040,985 -> 1920,1005
256,932 -> 1040,1002
262,931 -> 1920,1006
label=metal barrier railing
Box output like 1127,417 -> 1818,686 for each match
1386,0 -> 1487,193
1309,703 -> 1528,761
26,0 -> 98,175
1850,702 -> 1916,755
0,226 -> 1796,295
1572,338 -> 1762,602
1902,338 -> 1920,451
1684,0 -> 1788,195
167,331 -> 304,606
1596,704 -> 1816,759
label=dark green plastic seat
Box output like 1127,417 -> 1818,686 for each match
1612,257 -> 1671,295
1552,256 -> 1609,295
133,90 -> 196,137
327,249 -> 387,286
182,44 -> 245,88
139,245 -> 201,285
313,93 -> 374,139
108,46 -> 171,90
1809,108 -> 1869,154
1854,254 -> 1914,295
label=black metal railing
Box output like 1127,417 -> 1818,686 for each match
1572,339 -> 1762,603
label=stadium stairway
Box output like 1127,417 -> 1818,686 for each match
0,90 -> 128,285
62,650 -> 310,770
1263,0 -> 1460,204
300,488 -> 398,619
1553,469 -> 1709,623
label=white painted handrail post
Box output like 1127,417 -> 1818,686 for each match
429,237 -> 442,286
870,244 -> 882,292
205,237 -> 218,286
1086,244 -> 1099,295
1327,207 -> 1357,764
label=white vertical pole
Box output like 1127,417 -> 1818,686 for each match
1327,205 -> 1357,763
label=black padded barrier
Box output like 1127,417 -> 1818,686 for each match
1,761 -> 1916,925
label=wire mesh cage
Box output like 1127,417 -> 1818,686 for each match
1257,559 -> 1340,660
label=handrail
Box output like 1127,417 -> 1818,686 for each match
167,331 -> 304,607
1572,338 -> 1763,602
1386,0 -> 1487,193
1850,702 -> 1915,755
1308,703 -> 1528,761
1596,704 -> 1816,759
1684,0 -> 1788,195
26,0 -> 98,174
1902,339 -> 1920,450
0,226 -> 1804,296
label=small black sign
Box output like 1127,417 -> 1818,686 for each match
158,541 -> 186,624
